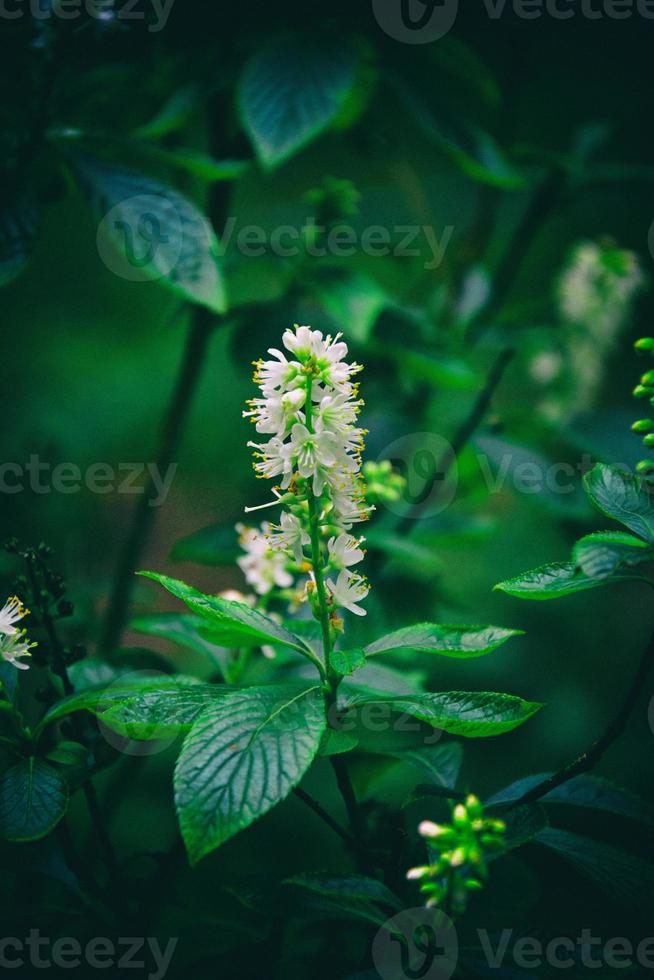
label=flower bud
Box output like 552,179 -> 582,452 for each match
636,460 -> 654,475
633,385 -> 653,398
635,338 -> 654,351
642,372 -> 654,386
632,419 -> 654,433
644,434 -> 654,448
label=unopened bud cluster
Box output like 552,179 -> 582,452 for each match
407,795 -> 505,915
632,338 -> 654,477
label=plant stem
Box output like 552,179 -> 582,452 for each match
99,306 -> 215,652
513,624 -> 654,807
303,375 -> 334,688
330,755 -> 376,875
293,787 -> 354,845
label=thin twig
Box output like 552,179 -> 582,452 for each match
514,626 -> 654,807
330,756 -> 376,875
99,305 -> 215,652
293,787 -> 354,845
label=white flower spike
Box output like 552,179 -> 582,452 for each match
0,595 -> 29,637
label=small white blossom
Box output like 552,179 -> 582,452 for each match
0,631 -> 34,671
267,512 -> 310,564
236,523 -> 293,595
327,532 -> 365,570
0,596 -> 29,637
289,421 -> 355,495
244,388 -> 306,437
326,570 -> 369,617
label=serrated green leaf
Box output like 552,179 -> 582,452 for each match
0,759 -> 68,842
584,463 -> 654,542
36,675 -> 198,733
174,683 -> 325,863
331,648 -> 366,677
138,572 -> 317,663
534,828 -> 654,910
572,531 -> 651,579
341,691 -> 542,738
238,33 -> 357,168
393,742 -> 463,789
100,684 -> 233,739
365,624 -> 521,660
494,561 -> 643,599
73,154 -> 226,313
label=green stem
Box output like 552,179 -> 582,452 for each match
304,376 -> 334,691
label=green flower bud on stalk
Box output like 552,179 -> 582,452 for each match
644,434 -> 654,448
636,460 -> 654,476
635,338 -> 654,352
632,419 -> 654,433
642,372 -> 654,386
633,385 -> 653,398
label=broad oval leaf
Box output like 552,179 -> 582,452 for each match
572,531 -> 651,580
584,463 -> 654,542
494,561 -> 643,599
138,572 -> 316,660
341,691 -> 543,738
284,874 -> 403,927
365,623 -> 521,659
73,154 -> 226,313
238,34 -> 358,169
99,684 -> 232,739
0,759 -> 68,842
174,683 -> 326,863
534,828 -> 654,910
489,773 -> 654,826
131,611 -> 226,667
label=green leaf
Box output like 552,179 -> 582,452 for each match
341,691 -> 543,738
534,828 -> 654,910
394,742 -> 463,789
133,84 -> 201,140
584,463 -> 654,542
36,675 -> 197,733
0,662 -> 19,703
130,612 -> 226,666
501,804 -> 548,853
174,684 -> 325,863
170,523 -> 239,565
0,759 -> 69,842
138,572 -> 317,660
318,727 -> 359,757
494,561 -> 643,599
45,741 -> 88,768
138,145 -> 250,183
572,531 -> 651,580
284,874 -> 402,927
365,624 -> 521,660
0,188 -> 39,286
393,76 -> 525,189
73,154 -> 226,313
313,270 -> 388,345
238,33 -> 357,169
489,774 -> 654,826
331,648 -> 366,677
99,684 -> 232,739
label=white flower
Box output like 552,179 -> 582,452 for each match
289,422 -> 355,495
0,596 -> 28,637
236,523 -> 293,595
328,481 -> 373,530
253,348 -> 302,395
326,570 -> 369,617
0,631 -> 34,671
244,388 -> 306,437
316,391 -> 363,435
327,532 -> 365,570
282,326 -> 361,389
247,436 -> 294,487
268,512 -> 310,564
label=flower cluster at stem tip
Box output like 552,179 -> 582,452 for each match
0,595 -> 34,671
243,325 -> 372,623
407,795 -> 506,916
